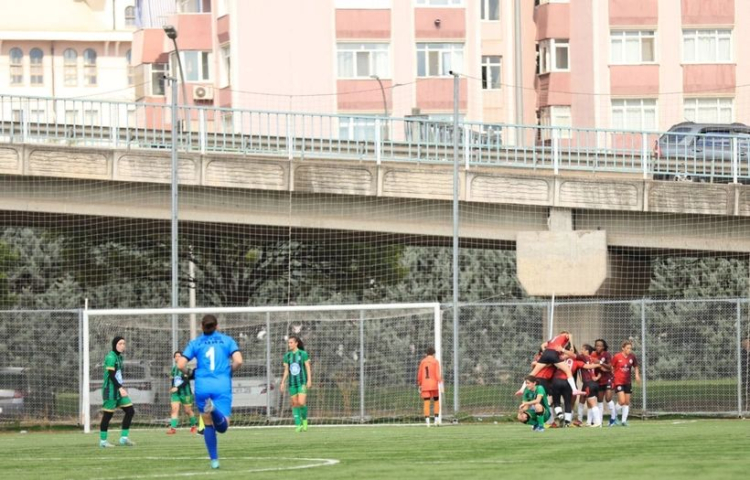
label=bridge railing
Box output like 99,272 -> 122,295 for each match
1,94 -> 748,182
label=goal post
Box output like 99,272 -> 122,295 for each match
82,303 -> 442,433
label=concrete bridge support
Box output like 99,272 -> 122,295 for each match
519,207 -> 651,344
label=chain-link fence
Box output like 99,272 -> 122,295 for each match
0,310 -> 81,425
1,299 -> 748,427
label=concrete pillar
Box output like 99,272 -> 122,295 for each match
548,207 -> 573,231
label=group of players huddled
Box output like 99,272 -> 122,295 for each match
97,315 -> 312,470
517,331 -> 641,432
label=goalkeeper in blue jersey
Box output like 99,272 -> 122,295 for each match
178,315 -> 243,470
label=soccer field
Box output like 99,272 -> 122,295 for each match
1,420 -> 748,479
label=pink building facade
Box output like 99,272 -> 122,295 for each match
534,0 -> 750,135
5,1 -> 744,138
130,0 -> 537,137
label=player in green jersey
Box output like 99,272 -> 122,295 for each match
99,336 -> 136,447
167,351 -> 198,435
517,375 -> 551,432
281,336 -> 311,432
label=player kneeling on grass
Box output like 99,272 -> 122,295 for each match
518,375 -> 551,432
167,351 -> 198,435
417,346 -> 443,427
99,336 -> 136,448
281,336 -> 312,432
178,315 -> 243,470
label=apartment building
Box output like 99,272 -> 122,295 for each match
0,0 -> 136,121
131,0 -> 537,136
4,1 -> 749,137
535,0 -> 750,134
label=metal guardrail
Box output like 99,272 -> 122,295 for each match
1,94 -> 748,182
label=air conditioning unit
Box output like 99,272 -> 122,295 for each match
193,85 -> 214,101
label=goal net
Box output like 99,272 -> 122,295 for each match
82,303 -> 441,432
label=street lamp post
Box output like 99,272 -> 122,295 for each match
163,25 -> 188,353
163,25 -> 188,108
370,74 -> 388,141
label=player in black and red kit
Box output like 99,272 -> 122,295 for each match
530,350 -> 555,396
591,338 -> 617,427
577,344 -> 602,427
611,340 -> 641,427
517,332 -> 585,397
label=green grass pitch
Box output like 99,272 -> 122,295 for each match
1,420 -> 748,479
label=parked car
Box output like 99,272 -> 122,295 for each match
231,362 -> 280,415
89,360 -> 158,408
653,121 -> 750,182
0,367 -> 29,416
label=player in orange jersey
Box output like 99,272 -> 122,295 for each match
417,346 -> 443,427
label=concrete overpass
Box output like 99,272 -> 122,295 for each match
2,141 -> 750,298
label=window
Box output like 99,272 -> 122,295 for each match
610,30 -> 655,64
177,0 -> 211,13
683,29 -> 731,63
337,43 -> 389,79
30,48 -> 43,85
84,49 -> 97,86
538,39 -> 568,73
611,99 -> 657,131
481,56 -> 501,90
540,106 -> 572,139
335,0 -> 391,7
63,48 -> 77,86
175,51 -> 211,82
339,116 -> 377,141
219,44 -> 231,87
220,112 -> 234,133
10,48 -> 23,85
30,109 -> 45,123
124,6 -> 135,26
65,110 -> 78,124
151,63 -> 167,95
684,98 -> 733,124
84,109 -> 99,124
416,0 -> 463,6
417,43 -> 464,77
481,0 -> 499,20
125,50 -> 134,86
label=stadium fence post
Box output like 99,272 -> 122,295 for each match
266,312 -> 272,422
434,304 -> 442,420
736,299 -> 742,417
359,309 -> 365,423
82,309 -> 91,433
78,308 -> 83,430
451,71 -> 460,414
547,294 -> 555,339
641,298 -> 648,419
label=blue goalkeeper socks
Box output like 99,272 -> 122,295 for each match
203,425 -> 218,460
211,411 -> 228,433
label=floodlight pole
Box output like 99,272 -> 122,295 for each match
167,73 -> 179,354
164,25 -> 188,353
450,70 -> 460,414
